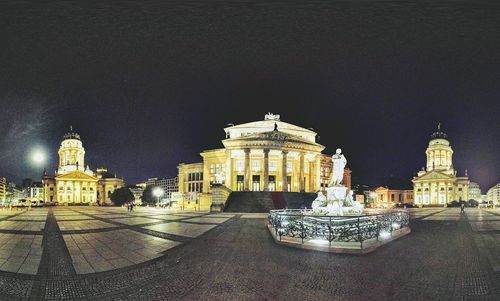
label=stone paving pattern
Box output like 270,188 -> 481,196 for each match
0,207 -> 499,300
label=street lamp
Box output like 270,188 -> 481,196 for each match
153,187 -> 164,206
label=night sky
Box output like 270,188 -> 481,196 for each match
0,1 -> 499,191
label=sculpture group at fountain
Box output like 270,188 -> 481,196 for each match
311,148 -> 364,216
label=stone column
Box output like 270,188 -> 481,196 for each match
316,155 -> 321,192
244,148 -> 251,191
282,150 -> 288,192
299,152 -> 305,192
225,150 -> 232,189
263,149 -> 270,191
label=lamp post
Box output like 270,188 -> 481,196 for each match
153,187 -> 164,207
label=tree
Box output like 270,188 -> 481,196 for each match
141,186 -> 157,205
468,199 -> 479,207
110,187 -> 135,206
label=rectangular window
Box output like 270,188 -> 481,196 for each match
287,162 -> 292,173
236,160 -> 244,172
252,175 -> 260,191
252,160 -> 261,172
268,176 -> 276,191
269,161 -> 278,172
210,164 -> 215,174
236,175 -> 244,191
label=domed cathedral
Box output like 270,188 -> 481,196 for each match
412,124 -> 469,206
43,127 -> 124,205
177,113 -> 352,209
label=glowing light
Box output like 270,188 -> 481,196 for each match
309,239 -> 329,245
392,223 -> 400,229
153,187 -> 164,198
379,231 -> 391,239
29,147 -> 46,166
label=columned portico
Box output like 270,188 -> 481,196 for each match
180,113 -> 353,203
282,150 -> 288,192
263,149 -> 270,191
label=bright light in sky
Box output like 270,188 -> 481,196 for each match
29,147 -> 47,165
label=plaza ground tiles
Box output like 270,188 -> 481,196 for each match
0,207 -> 499,300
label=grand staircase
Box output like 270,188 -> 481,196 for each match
223,191 -> 316,213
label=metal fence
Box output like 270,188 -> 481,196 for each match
268,209 -> 410,247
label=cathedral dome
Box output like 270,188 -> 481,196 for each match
62,126 -> 81,141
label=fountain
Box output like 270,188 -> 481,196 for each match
268,149 -> 411,254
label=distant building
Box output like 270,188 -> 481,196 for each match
29,182 -> 44,205
43,127 -> 124,205
6,182 -> 24,203
481,194 -> 488,206
487,184 -> 500,207
373,187 -> 413,208
468,182 -> 482,202
145,177 -> 179,201
0,177 -> 6,203
412,124 -> 469,206
95,168 -> 125,205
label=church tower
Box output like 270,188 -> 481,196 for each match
57,126 -> 85,175
425,123 -> 454,175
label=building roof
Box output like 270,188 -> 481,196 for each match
224,113 -> 317,143
62,125 -> 81,141
430,123 -> 448,140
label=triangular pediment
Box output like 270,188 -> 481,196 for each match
414,170 -> 454,181
225,130 -> 320,146
56,171 -> 98,181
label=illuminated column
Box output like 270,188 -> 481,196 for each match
282,150 -> 288,192
225,150 -> 232,189
316,155 -> 321,192
299,152 -> 305,192
263,149 -> 270,191
244,148 -> 250,191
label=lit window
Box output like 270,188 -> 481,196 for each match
236,160 -> 244,172
252,160 -> 261,172
269,161 -> 277,172
287,162 -> 292,173
210,164 -> 215,174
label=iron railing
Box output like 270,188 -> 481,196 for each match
268,209 -> 410,247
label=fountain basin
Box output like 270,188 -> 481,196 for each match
267,209 -> 410,254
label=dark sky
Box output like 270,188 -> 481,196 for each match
0,1 -> 499,191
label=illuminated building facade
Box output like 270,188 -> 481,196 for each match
178,113 -> 351,208
468,182 -> 482,202
43,127 -> 124,205
145,177 -> 179,201
412,124 -> 469,206
373,187 -> 414,208
487,183 -> 500,207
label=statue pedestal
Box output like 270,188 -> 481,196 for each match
326,185 -> 348,201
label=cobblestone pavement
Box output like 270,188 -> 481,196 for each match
0,207 -> 499,300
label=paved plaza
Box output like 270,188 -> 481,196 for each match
0,207 -> 500,300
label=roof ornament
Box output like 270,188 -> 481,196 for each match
274,122 -> 278,131
70,125 -> 73,131
437,122 -> 441,130
265,112 -> 280,121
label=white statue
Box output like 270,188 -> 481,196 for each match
329,148 -> 347,186
311,191 -> 327,214
342,190 -> 364,215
